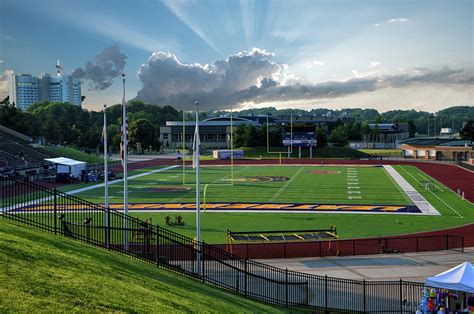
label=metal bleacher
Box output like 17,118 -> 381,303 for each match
0,126 -> 57,172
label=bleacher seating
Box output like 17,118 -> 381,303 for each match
0,126 -> 58,172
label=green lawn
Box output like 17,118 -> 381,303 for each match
74,165 -> 411,205
0,219 -> 287,313
42,145 -> 105,164
358,149 -> 402,157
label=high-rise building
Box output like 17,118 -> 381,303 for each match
9,61 -> 82,110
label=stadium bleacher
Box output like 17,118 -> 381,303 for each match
0,125 -> 58,173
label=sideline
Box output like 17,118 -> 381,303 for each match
396,166 -> 463,218
383,165 -> 440,215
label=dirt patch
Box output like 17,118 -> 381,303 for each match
311,170 -> 341,175
149,186 -> 191,193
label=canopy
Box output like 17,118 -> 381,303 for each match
426,262 -> 474,293
45,157 -> 86,166
45,157 -> 87,178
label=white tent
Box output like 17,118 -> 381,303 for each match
426,261 -> 474,293
45,157 -> 87,178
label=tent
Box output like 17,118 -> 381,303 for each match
45,157 -> 87,179
425,261 -> 474,293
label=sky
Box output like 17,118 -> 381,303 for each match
0,0 -> 472,112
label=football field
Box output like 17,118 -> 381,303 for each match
61,163 -> 474,243
74,165 -> 412,205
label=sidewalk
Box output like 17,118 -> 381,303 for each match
257,247 -> 474,282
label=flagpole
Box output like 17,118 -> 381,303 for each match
103,104 -> 109,247
194,100 -> 201,275
122,73 -> 128,251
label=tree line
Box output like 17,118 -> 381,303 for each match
0,98 -> 472,151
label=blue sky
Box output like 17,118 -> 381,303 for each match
0,0 -> 472,112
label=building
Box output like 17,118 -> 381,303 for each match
9,62 -> 82,110
160,116 -> 260,149
401,138 -> 472,161
160,114 -> 337,149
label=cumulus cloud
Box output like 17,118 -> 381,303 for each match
72,44 -> 127,90
135,48 -> 474,110
304,59 -> 325,69
0,69 -> 13,101
369,61 -> 381,68
374,18 -> 409,27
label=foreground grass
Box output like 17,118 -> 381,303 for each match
0,219 -> 286,313
42,145 -> 105,164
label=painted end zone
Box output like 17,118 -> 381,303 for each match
103,202 -> 423,213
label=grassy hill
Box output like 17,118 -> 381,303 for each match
0,219 -> 287,313
42,145 -> 104,164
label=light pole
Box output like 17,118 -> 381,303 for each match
121,73 -> 128,251
103,104 -> 109,247
194,100 -> 201,274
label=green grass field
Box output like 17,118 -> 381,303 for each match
74,165 -> 411,205
42,145 -> 105,164
65,164 -> 474,243
0,219 -> 286,313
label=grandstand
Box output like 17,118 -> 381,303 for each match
0,125 -> 57,174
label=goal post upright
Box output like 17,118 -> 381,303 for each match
266,114 -> 293,162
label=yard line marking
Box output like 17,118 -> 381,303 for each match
270,167 -> 305,202
396,166 -> 463,218
171,166 -> 249,203
348,186 -> 360,189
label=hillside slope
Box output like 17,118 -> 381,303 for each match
0,220 -> 286,313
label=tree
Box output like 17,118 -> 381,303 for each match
329,126 -> 348,146
233,124 -> 246,147
460,121 -> 474,141
243,124 -> 257,147
129,118 -> 157,150
316,127 -> 327,147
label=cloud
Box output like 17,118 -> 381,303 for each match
304,59 -> 325,69
135,48 -> 474,110
374,18 -> 409,27
0,69 -> 13,100
369,61 -> 381,68
72,45 -> 127,91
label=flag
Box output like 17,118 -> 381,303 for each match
120,119 -> 128,167
192,120 -> 200,169
101,125 -> 105,144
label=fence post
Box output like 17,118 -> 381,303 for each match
107,207 -> 111,249
202,242 -> 205,283
462,236 -> 464,253
285,268 -> 289,308
399,279 -> 403,313
363,279 -> 366,313
244,259 -> 248,297
325,274 -> 328,313
54,188 -> 57,235
446,234 -> 449,250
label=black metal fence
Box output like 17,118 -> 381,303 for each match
1,177 -> 431,313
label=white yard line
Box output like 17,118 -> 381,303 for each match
383,165 -> 440,216
270,167 -> 305,202
396,166 -> 464,218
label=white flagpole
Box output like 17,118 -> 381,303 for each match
103,104 -> 109,247
122,74 -> 128,251
194,100 -> 201,274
